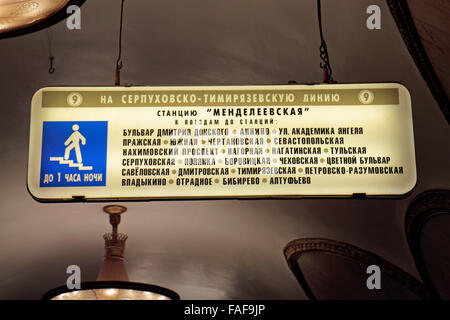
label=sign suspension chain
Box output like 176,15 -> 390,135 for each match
317,0 -> 336,84
46,30 -> 55,74
115,0 -> 125,86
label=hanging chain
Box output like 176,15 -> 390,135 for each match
317,0 -> 334,83
115,0 -> 125,85
46,30 -> 55,74
48,56 -> 55,74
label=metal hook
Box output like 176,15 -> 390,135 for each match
48,56 -> 55,74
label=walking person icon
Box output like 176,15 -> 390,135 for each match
64,124 -> 86,163
41,121 -> 107,187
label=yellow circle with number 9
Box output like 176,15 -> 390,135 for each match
67,92 -> 83,107
358,90 -> 374,104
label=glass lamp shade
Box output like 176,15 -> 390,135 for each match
42,206 -> 180,301
43,281 -> 180,300
0,0 -> 85,39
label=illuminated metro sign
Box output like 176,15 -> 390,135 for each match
27,83 -> 416,201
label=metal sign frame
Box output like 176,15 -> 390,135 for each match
27,83 -> 416,202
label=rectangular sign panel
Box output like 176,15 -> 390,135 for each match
28,84 -> 416,201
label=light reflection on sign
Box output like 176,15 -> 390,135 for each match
27,84 -> 416,201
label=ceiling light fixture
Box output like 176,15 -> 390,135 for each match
43,205 -> 180,300
0,0 -> 86,39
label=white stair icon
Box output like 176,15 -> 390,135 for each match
50,157 -> 93,171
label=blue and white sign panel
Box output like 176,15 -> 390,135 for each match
28,85 -> 416,201
40,121 -> 108,187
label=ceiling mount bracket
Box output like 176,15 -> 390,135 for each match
103,205 -> 127,237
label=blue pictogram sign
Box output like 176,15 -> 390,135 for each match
40,121 -> 108,187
